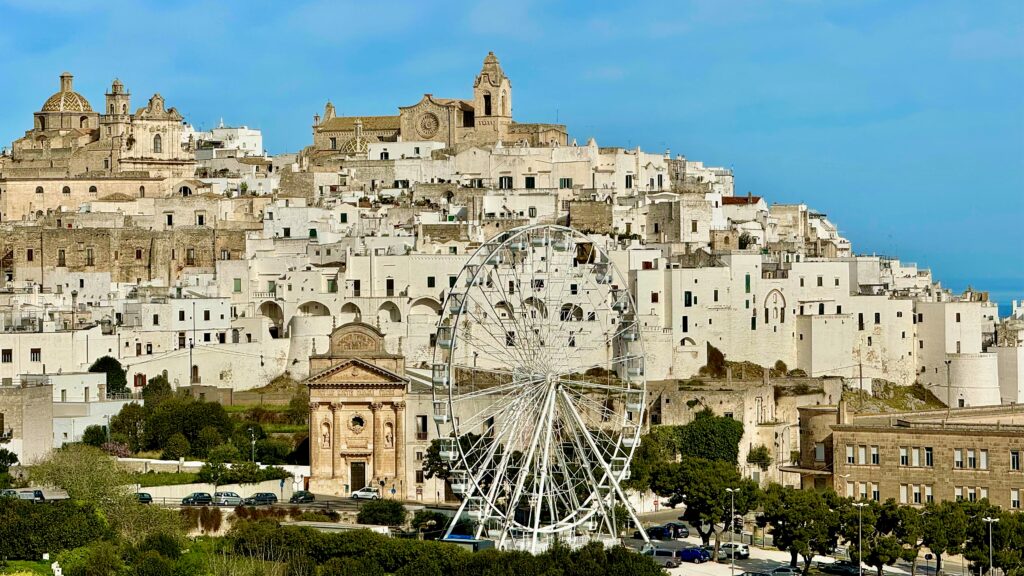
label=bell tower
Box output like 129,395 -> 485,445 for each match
472,52 -> 512,141
101,79 -> 131,143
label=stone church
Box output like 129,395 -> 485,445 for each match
309,52 -> 568,158
306,322 -> 411,497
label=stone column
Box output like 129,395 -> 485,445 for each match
308,402 -> 320,475
370,402 -> 383,482
331,402 -> 343,479
394,401 -> 406,499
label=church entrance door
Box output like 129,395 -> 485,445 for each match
350,462 -> 366,491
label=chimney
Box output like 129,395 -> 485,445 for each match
60,72 -> 73,92
838,399 -> 849,425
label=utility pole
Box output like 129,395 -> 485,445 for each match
853,502 -> 867,576
982,516 -> 998,576
248,427 -> 256,462
725,487 -> 737,576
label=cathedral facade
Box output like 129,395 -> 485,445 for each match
0,73 -> 195,221
309,52 -> 568,161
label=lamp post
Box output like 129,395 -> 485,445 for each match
188,338 -> 194,384
982,517 -> 998,576
852,502 -> 867,576
726,487 -> 738,576
248,427 -> 256,462
945,359 -> 953,417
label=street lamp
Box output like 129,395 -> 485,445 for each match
726,487 -> 738,576
852,502 -> 867,576
982,517 -> 998,576
248,427 -> 256,462
945,359 -> 953,417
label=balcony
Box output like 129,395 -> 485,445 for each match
252,291 -> 276,299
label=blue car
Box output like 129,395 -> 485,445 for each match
676,547 -> 711,563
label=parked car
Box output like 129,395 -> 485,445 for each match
642,547 -> 681,568
676,547 -> 712,563
181,492 -> 213,506
350,487 -> 380,500
243,492 -> 278,506
18,490 -> 45,503
741,572 -> 773,576
720,542 -> 751,559
662,521 -> 690,538
214,491 -> 242,506
289,490 -> 315,504
136,492 -> 153,505
771,566 -> 802,576
819,560 -> 861,576
1,489 -> 19,498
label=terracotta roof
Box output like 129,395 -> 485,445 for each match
319,115 -> 400,132
722,196 -> 762,205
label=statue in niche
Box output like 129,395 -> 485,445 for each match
320,421 -> 331,448
384,422 -> 394,449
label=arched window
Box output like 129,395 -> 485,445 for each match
483,92 -> 492,116
80,116 -> 88,128
138,185 -> 145,197
89,186 -> 97,194
121,104 -> 127,114
35,186 -> 43,194
38,117 -> 46,130
109,104 -> 114,114
502,89 -> 509,116
153,134 -> 162,153
62,186 -> 71,195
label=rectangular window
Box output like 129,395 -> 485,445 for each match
179,310 -> 186,321
203,310 -> 211,321
968,449 -> 976,469
900,446 -> 908,466
416,470 -> 424,484
912,447 -> 920,467
1012,488 -> 1021,509
1012,450 -> 1021,471
968,487 -> 976,502
859,483 -> 867,500
846,481 -> 854,498
282,227 -> 291,238
691,220 -> 698,233
1,349 -> 11,363
817,276 -> 823,287
86,248 -> 94,266
955,486 -> 963,501
925,485 -> 933,503
858,445 -> 866,465
498,176 -> 513,189
186,248 -> 195,266
899,484 -> 908,504
955,448 -> 963,469
233,278 -> 242,293
528,206 -> 537,218
875,312 -> 881,324
152,314 -> 159,326
913,485 -> 921,504
925,447 -> 933,467
846,445 -> 855,464
505,331 -> 516,347
559,177 -> 573,189
814,443 -> 825,462
651,292 -> 659,303
58,249 -> 66,266
871,445 -> 879,465
713,289 -> 719,302
327,279 -> 337,293
220,249 -> 230,260
625,174 -> 633,188
448,276 -> 457,289
30,348 -> 41,362
166,214 -> 173,226
524,176 -> 536,189
872,483 -> 879,502
427,276 -> 436,288
684,291 -> 693,307
681,316 -> 689,333
744,274 -> 751,294
340,213 -> 348,223
980,449 -> 988,470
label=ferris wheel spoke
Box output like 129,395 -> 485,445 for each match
456,301 -> 533,372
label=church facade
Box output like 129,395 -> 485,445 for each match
309,52 -> 568,160
0,73 -> 195,221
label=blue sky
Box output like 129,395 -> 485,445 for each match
1,0 -> 1021,312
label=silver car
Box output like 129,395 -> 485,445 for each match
214,491 -> 242,506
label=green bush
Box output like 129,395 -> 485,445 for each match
356,499 -> 407,526
81,425 -> 108,447
0,500 -> 108,560
196,460 -> 291,485
161,433 -> 191,460
89,355 -> 127,395
138,532 -> 182,559
59,541 -> 123,576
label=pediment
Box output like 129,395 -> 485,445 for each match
306,358 -> 406,388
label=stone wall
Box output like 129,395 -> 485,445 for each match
567,200 -> 612,234
0,382 -> 53,463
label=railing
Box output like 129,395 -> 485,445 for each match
252,291 -> 276,299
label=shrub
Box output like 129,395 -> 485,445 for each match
0,500 -> 108,560
81,424 -> 108,447
131,550 -> 174,576
161,433 -> 191,460
747,444 -> 773,471
194,426 -> 223,458
101,441 -> 131,457
89,355 -> 127,395
357,499 -> 407,526
138,532 -> 182,559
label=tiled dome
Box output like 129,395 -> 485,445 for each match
42,90 -> 93,113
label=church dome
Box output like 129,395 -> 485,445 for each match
40,72 -> 93,113
341,136 -> 368,155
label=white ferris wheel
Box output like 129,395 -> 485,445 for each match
430,224 -> 649,552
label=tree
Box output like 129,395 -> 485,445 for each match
651,456 -> 759,556
921,500 -> 968,575
162,432 -> 191,460
110,402 -> 147,452
81,424 -> 107,447
193,426 -> 223,458
759,485 -> 842,574
287,388 -> 310,425
0,447 -> 18,488
207,443 -> 241,464
747,445 -> 773,471
412,510 -> 450,540
357,499 -> 408,526
839,499 -> 920,576
677,409 -> 744,464
0,500 -> 107,560
89,355 -> 127,395
142,373 -> 173,407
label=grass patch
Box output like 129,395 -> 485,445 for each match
132,471 -> 200,487
262,423 -> 306,434
0,560 -> 53,575
223,403 -> 289,414
844,381 -> 947,413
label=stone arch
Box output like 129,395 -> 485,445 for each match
298,301 -> 331,316
35,186 -> 44,194
340,302 -> 362,323
178,185 -> 192,197
377,301 -> 401,324
764,289 -> 786,324
680,337 -> 697,347
410,297 -> 441,317
494,301 -> 514,320
79,116 -> 88,128
88,185 -> 97,194
559,303 -> 583,322
258,300 -> 285,339
522,297 -> 547,319
62,186 -> 71,195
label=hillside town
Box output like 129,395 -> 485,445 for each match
1,51 -> 1022,573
